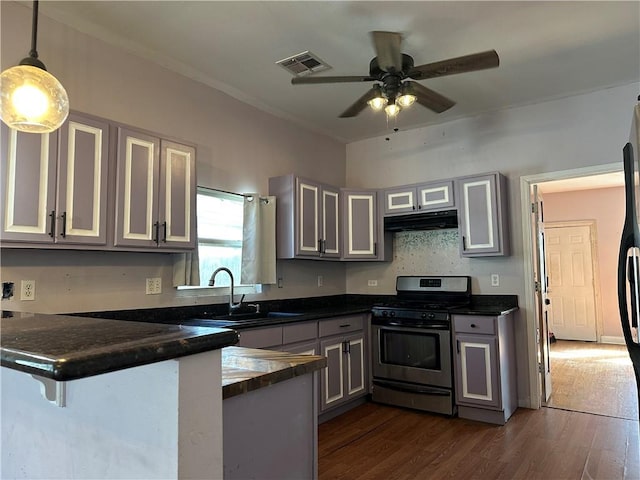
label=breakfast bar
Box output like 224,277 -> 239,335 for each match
0,312 -> 325,479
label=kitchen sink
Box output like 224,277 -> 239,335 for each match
185,311 -> 303,324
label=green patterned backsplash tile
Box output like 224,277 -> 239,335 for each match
393,230 -> 473,275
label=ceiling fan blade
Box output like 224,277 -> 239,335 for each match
371,31 -> 403,73
408,50 -> 499,80
291,75 -> 375,85
339,87 -> 378,118
410,82 -> 456,113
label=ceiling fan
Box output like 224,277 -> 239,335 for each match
291,31 -> 499,118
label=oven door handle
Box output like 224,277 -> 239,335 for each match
385,321 -> 449,330
373,379 -> 450,396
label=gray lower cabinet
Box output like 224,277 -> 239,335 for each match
114,127 -> 196,250
1,112 -> 109,246
318,315 -> 367,412
452,313 -> 517,425
456,172 -> 509,257
235,314 -> 369,415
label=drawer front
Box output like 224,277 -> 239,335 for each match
282,321 -> 318,344
237,326 -> 283,348
319,315 -> 364,338
453,315 -> 497,335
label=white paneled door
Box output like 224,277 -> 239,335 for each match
545,224 -> 598,341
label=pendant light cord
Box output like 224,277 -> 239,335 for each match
29,0 -> 39,59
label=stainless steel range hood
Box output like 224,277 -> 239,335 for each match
383,209 -> 458,232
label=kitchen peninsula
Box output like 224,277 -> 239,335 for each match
0,312 -> 325,479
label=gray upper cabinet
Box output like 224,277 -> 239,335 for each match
0,113 -> 109,246
341,189 -> 383,260
269,175 -> 340,260
114,128 -> 196,250
383,180 -> 455,215
456,172 -> 509,257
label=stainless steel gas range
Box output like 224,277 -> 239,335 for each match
371,275 -> 471,416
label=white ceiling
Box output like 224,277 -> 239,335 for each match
37,1 -> 640,145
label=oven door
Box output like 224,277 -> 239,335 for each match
372,324 -> 452,388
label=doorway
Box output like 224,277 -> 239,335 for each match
520,163 -> 626,410
544,222 -> 599,342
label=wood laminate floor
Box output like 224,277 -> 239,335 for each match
318,402 -> 640,480
547,340 -> 638,420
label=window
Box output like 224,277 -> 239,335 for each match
196,187 -> 244,288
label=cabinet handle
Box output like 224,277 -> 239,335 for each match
342,340 -> 351,354
318,238 -> 323,255
48,210 -> 56,237
346,340 -> 351,354
462,236 -> 467,250
417,204 -> 422,210
60,212 -> 67,238
470,323 -> 477,328
456,339 -> 460,354
339,324 -> 351,328
153,221 -> 160,244
161,222 -> 167,243
373,242 -> 377,256
412,205 -> 416,210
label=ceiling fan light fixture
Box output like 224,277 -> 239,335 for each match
0,0 -> 69,133
367,85 -> 387,111
384,103 -> 401,118
397,82 -> 417,108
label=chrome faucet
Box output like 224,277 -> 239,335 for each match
209,267 -> 243,313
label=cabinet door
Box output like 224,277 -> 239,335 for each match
457,174 -> 503,256
320,338 -> 346,411
56,114 -> 109,245
342,190 -> 378,259
321,186 -> 340,257
455,333 -> 501,409
114,127 -> 160,248
417,181 -> 454,211
344,333 -> 366,399
0,125 -> 57,243
158,140 -> 196,249
296,178 -> 321,256
383,186 -> 416,215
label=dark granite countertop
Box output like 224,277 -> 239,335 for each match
0,312 -> 239,381
451,294 -> 519,316
222,346 -> 326,400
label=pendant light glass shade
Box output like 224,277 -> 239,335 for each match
384,103 -> 401,117
1,65 -> 69,133
397,82 -> 417,108
0,0 -> 69,133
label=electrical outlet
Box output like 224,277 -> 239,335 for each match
368,279 -> 378,287
317,275 -> 323,287
491,274 -> 500,287
20,280 -> 35,301
277,277 -> 283,288
146,277 -> 162,295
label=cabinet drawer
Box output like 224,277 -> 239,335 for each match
282,321 -> 317,344
237,326 -> 283,348
453,315 -> 496,335
319,315 -> 363,338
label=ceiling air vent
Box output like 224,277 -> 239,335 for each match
276,51 -> 331,77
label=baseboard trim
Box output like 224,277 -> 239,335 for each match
600,336 -> 626,345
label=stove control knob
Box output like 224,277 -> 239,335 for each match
390,311 -> 396,317
427,312 -> 436,320
382,311 -> 388,317
421,313 -> 427,319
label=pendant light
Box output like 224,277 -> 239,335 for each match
0,0 -> 69,133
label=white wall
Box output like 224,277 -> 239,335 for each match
0,1 -> 346,313
345,82 -> 639,406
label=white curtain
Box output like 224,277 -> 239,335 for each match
172,249 -> 201,287
241,194 -> 276,285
